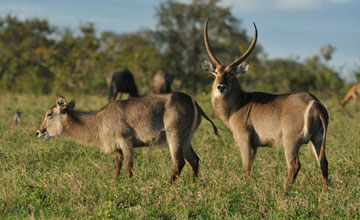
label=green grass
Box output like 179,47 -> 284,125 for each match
0,93 -> 359,219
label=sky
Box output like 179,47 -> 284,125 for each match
0,0 -> 359,80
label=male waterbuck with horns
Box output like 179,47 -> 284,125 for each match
36,94 -> 217,183
201,18 -> 329,192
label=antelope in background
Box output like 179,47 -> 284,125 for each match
36,94 -> 217,183
201,18 -> 329,192
9,109 -> 21,126
13,109 -> 21,125
150,70 -> 173,94
339,83 -> 360,107
107,70 -> 139,102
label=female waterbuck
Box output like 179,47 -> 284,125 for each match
36,93 -> 217,183
201,18 -> 329,192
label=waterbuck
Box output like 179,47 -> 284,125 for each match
150,70 -> 173,94
339,83 -> 360,107
107,70 -> 139,102
201,18 -> 329,192
36,94 -> 218,183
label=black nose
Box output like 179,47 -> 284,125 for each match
217,84 -> 226,93
36,131 -> 39,136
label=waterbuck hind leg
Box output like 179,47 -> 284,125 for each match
183,144 -> 200,182
114,149 -> 124,180
309,111 -> 329,193
310,136 -> 329,193
283,140 -> 301,192
167,132 -> 186,184
169,159 -> 185,184
284,156 -> 301,192
169,147 -> 185,184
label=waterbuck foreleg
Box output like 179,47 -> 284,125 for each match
114,149 -> 124,180
240,146 -> 257,176
234,133 -> 257,176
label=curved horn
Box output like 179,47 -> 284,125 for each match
228,22 -> 258,69
203,18 -> 221,67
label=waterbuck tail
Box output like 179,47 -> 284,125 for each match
195,102 -> 218,136
319,108 -> 329,193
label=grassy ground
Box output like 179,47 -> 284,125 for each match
0,92 -> 359,219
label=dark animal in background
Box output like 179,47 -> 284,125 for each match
202,18 -> 329,192
36,95 -> 217,183
107,70 -> 139,102
150,70 -> 173,94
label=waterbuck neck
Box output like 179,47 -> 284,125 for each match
211,78 -> 245,126
62,111 -> 101,146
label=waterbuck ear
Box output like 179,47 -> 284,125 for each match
201,59 -> 216,74
56,96 -> 67,112
235,62 -> 249,75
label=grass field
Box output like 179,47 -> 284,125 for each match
0,92 -> 359,219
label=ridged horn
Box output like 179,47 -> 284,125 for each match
203,18 -> 221,67
228,22 -> 257,69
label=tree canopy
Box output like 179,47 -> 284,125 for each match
0,0 -> 348,96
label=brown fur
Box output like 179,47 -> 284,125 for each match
339,83 -> 360,107
36,93 -> 217,183
202,19 -> 329,192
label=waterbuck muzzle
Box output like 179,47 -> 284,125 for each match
217,84 -> 226,93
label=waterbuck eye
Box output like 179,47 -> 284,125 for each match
46,112 -> 53,117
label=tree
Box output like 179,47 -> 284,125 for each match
0,15 -> 55,93
154,0 -> 262,93
260,45 -> 344,94
320,44 -> 335,61
43,23 -> 101,93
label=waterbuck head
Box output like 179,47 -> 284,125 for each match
201,18 -> 257,97
36,96 -> 75,140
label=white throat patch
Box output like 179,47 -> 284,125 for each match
213,89 -> 224,98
